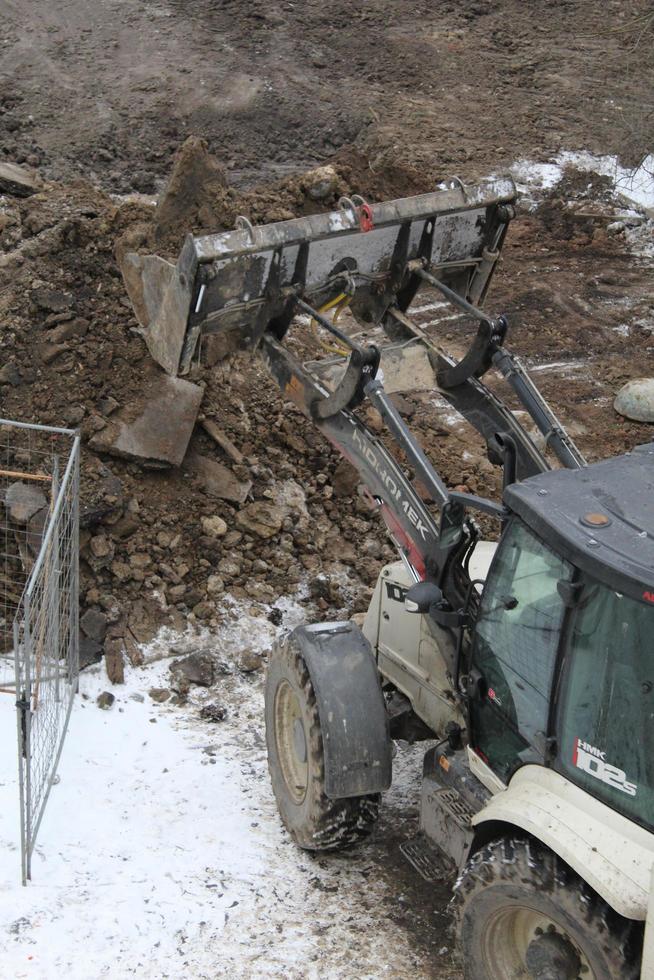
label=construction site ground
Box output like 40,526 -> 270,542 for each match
1,1 -> 653,978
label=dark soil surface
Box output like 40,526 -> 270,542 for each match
1,1 -> 653,977
2,0 -> 652,191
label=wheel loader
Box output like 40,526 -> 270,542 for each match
123,176 -> 654,978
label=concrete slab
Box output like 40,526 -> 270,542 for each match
0,162 -> 43,197
187,453 -> 251,504
89,374 -> 203,467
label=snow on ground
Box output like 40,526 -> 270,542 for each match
0,600 -> 449,980
508,150 -> 654,212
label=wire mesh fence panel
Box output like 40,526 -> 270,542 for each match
0,419 -> 80,884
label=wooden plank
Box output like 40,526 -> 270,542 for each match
200,417 -> 244,465
0,468 -> 51,483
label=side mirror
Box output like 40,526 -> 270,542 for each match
405,581 -> 443,614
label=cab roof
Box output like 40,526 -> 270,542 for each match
504,442 -> 654,604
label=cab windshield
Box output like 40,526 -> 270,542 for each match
557,580 -> 654,832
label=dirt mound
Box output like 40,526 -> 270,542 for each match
0,151 -> 402,678
1,132 -> 652,684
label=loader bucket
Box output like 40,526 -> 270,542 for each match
121,177 -> 517,376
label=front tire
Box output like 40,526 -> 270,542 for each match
454,837 -> 642,979
265,632 -> 380,851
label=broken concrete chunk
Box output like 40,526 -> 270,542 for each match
188,453 -> 251,503
89,374 -> 203,467
236,501 -> 285,538
0,161 -> 43,197
614,378 -> 654,423
4,482 -> 47,524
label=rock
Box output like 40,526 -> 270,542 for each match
200,514 -> 228,539
236,501 -> 285,538
302,164 -> 338,201
267,607 -> 283,626
200,702 -> 226,722
108,514 -> 140,539
192,600 -> 214,619
206,574 -> 225,595
32,286 -> 72,313
237,648 -> 264,673
96,691 -> 115,710
63,404 -> 85,426
614,378 -> 654,423
40,342 -> 67,365
149,687 -> 171,703
4,482 -> 47,523
79,635 -> 103,670
123,630 -> 144,667
169,652 -> 216,692
273,479 -> 310,526
217,557 -> 240,578
89,535 -> 114,568
110,560 -> 131,582
80,608 -> 108,642
0,361 -> 21,386
97,395 -> 119,416
332,459 -> 359,498
390,392 -> 416,418
128,597 -> 164,644
188,454 -> 251,504
104,637 -> 125,684
0,161 -> 43,197
49,317 -> 89,344
89,373 -> 203,468
129,553 -> 151,570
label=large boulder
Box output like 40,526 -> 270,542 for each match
614,378 -> 654,423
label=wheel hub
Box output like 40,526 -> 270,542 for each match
526,932 -> 582,980
273,679 -> 309,804
481,905 -> 591,979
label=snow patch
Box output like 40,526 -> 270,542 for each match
507,150 -> 654,212
0,600 -> 438,979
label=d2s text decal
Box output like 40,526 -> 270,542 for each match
573,738 -> 637,797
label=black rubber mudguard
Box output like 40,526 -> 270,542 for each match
291,622 -> 392,799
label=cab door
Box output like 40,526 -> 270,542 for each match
468,521 -> 572,783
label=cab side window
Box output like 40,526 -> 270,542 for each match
470,522 -> 571,782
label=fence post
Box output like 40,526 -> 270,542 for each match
51,457 -> 61,704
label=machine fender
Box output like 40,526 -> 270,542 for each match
290,622 -> 392,799
470,765 -> 654,921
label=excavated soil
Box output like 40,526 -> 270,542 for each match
1,2 -> 654,977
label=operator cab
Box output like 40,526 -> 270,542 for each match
467,442 -> 654,833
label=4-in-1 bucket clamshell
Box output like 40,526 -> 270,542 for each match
122,178 -> 517,384
123,176 -> 591,585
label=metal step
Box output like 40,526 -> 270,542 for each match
400,833 -> 449,882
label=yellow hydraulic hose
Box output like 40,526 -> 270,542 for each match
310,293 -> 353,356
